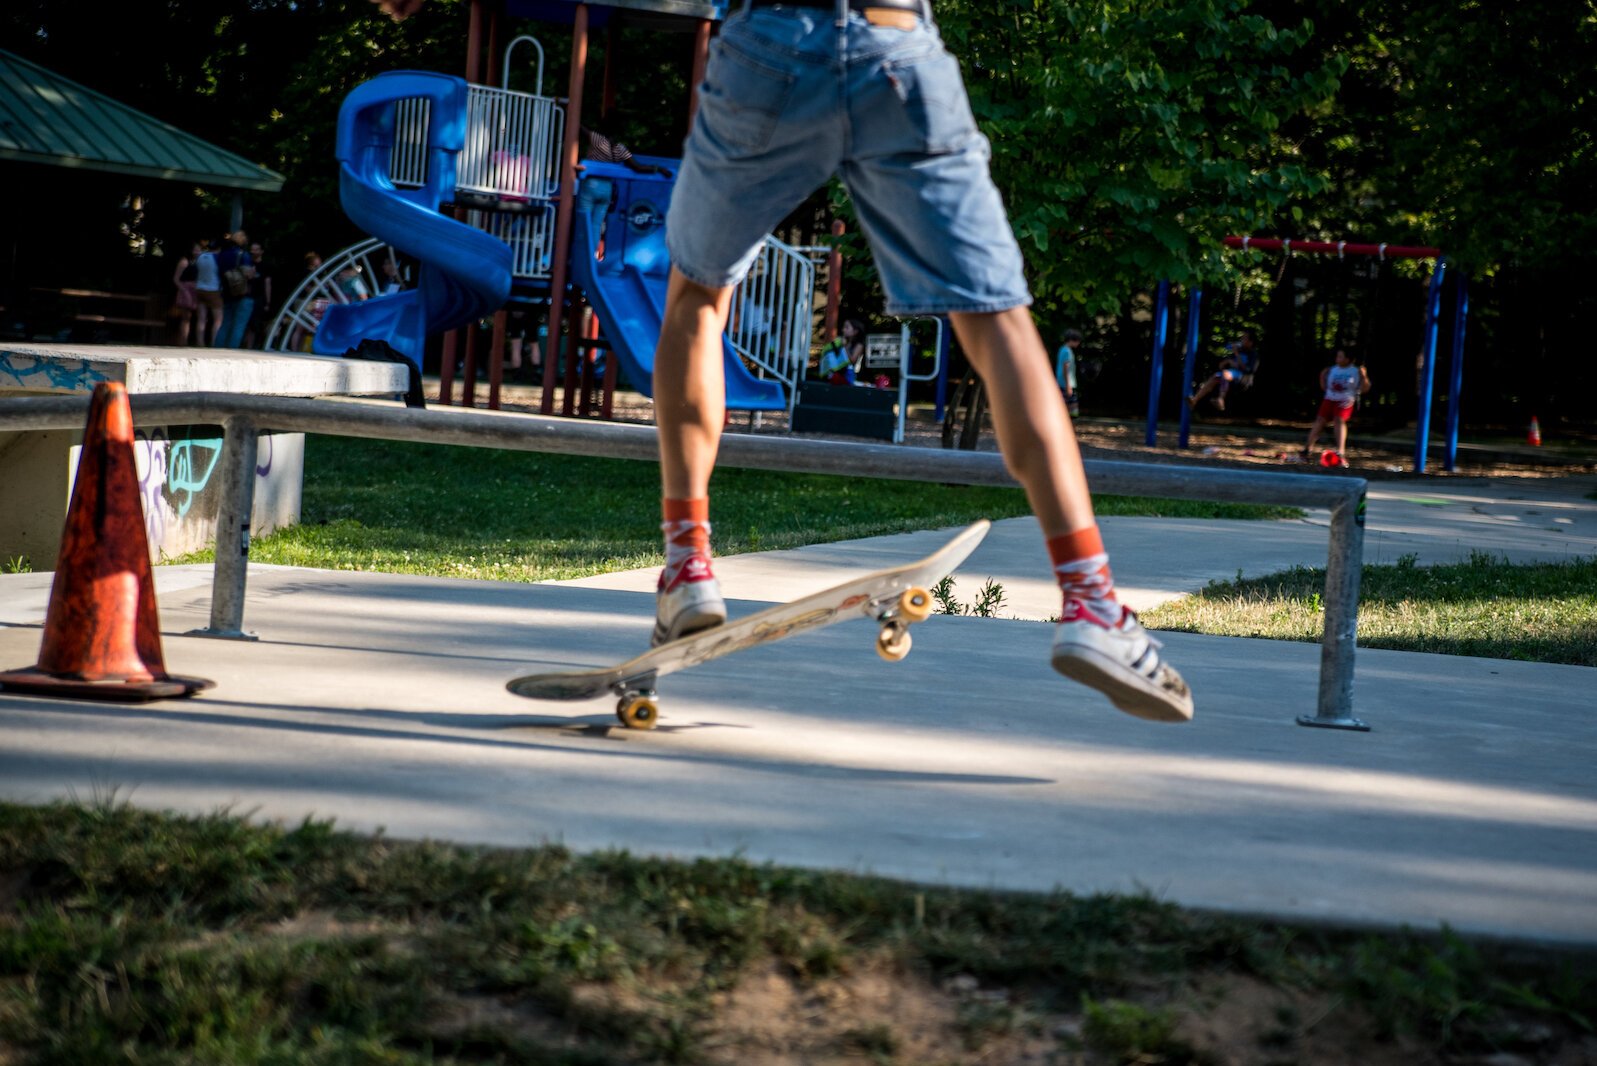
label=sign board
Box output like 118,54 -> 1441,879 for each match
865,334 -> 902,369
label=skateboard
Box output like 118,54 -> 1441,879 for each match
507,519 -> 991,729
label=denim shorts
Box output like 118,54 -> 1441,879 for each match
665,4 -> 1031,315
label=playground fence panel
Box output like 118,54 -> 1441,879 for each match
389,98 -> 432,189
0,393 -> 1370,731
459,85 -> 564,202
466,207 -> 556,280
726,239 -> 818,414
389,87 -> 564,204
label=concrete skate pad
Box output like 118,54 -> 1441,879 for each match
2,564 -> 1594,945
555,475 -> 1597,620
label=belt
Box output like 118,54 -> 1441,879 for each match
747,0 -> 926,14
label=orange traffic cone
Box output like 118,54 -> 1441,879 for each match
0,383 -> 213,702
1527,416 -> 1542,447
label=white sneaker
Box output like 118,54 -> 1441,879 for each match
653,554 -> 727,646
1051,599 -> 1194,722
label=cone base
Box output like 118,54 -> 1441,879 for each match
0,668 -> 214,703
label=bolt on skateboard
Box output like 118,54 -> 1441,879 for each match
507,520 -> 990,729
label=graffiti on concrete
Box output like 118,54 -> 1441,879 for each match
167,438 -> 223,518
127,430 -> 285,555
132,429 -> 175,547
0,352 -> 110,392
255,433 -> 273,478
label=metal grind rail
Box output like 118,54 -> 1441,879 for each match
0,393 -> 1369,730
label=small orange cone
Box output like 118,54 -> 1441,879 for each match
1527,416 -> 1542,447
0,383 -> 213,702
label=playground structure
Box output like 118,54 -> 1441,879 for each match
1146,237 -> 1470,473
263,1 -> 828,418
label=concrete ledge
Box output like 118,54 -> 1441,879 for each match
0,343 -> 407,397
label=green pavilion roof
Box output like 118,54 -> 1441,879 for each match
0,49 -> 284,193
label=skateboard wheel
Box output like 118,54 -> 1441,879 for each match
616,694 -> 659,730
876,623 -> 912,662
898,587 -> 933,623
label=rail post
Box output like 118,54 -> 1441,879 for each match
1300,486 -> 1367,730
189,414 -> 260,641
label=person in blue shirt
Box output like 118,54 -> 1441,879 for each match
1054,329 -> 1082,416
213,231 -> 256,350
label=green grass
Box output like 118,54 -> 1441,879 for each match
175,436 -> 1298,581
1145,552 -> 1597,666
1,800 -> 1592,1065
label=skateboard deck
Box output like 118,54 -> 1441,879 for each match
508,519 -> 991,728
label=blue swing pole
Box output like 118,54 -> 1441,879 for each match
1144,280 -> 1171,447
1443,272 -> 1470,472
1413,258 -> 1448,473
1177,286 -> 1202,449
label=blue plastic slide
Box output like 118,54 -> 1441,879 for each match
568,162 -> 786,412
314,72 -> 512,369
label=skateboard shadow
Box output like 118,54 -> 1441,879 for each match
10,698 -> 1054,788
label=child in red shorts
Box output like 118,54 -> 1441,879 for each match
1304,348 -> 1371,460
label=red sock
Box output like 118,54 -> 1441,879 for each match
662,497 -> 711,573
1047,526 -> 1119,620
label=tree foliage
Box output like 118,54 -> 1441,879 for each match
936,0 -> 1346,316
1286,0 -> 1596,276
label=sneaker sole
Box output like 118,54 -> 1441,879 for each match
652,606 -> 728,647
1051,646 -> 1194,723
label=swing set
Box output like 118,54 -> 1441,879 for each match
1145,237 -> 1471,473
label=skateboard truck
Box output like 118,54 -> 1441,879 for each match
611,670 -> 660,730
876,587 -> 933,661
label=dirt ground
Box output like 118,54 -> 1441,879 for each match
467,377 -> 1595,483
437,957 -> 1597,1065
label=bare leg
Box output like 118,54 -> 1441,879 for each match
947,308 -> 1094,538
1305,415 -> 1327,454
1334,417 -> 1349,454
656,268 -> 734,499
1189,375 -> 1218,406
195,305 -> 209,347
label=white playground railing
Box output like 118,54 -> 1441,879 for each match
459,84 -> 564,203
726,240 -> 825,414
465,207 -> 556,281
